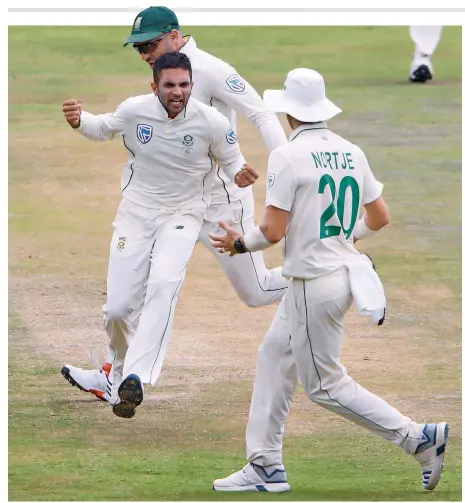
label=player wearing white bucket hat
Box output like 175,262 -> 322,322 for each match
263,68 -> 341,123
210,68 -> 448,493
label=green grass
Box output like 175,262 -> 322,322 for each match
9,25 -> 462,501
8,352 -> 462,501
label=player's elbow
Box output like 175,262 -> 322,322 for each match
374,207 -> 391,230
247,110 -> 266,127
364,198 -> 390,231
261,225 -> 284,244
267,233 -> 284,244
260,207 -> 289,243
379,213 -> 390,228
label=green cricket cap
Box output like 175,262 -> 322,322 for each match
124,6 -> 180,46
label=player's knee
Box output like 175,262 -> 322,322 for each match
256,337 -> 288,369
105,300 -> 133,322
306,373 -> 347,404
146,273 -> 183,299
237,290 -> 265,308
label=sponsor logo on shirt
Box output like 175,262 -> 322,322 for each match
226,129 -> 237,144
226,74 -> 246,93
268,173 -> 275,189
136,124 -> 153,144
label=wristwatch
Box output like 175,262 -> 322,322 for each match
233,237 -> 247,254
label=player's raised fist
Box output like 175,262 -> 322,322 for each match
62,99 -> 82,128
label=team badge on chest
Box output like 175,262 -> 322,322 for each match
136,124 -> 153,144
182,134 -> 194,153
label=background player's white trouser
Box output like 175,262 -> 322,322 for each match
246,268 -> 424,466
198,190 -> 289,307
410,26 -> 443,59
102,198 -> 204,386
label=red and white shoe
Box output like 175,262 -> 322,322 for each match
61,363 -> 112,402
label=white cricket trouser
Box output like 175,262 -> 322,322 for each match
104,192 -> 288,386
246,295 -> 298,465
247,268 -> 424,465
409,26 -> 443,57
103,197 -> 204,385
198,190 -> 289,307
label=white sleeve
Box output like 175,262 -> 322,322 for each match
76,101 -> 127,141
209,64 -> 288,152
209,110 -> 246,183
357,147 -> 384,205
265,149 -> 296,211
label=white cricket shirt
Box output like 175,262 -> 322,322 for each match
180,36 -> 287,204
265,123 -> 383,280
77,94 -> 245,210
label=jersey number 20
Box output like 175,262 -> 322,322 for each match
318,174 -> 360,240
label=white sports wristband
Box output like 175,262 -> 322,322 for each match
353,214 -> 376,240
243,225 -> 274,252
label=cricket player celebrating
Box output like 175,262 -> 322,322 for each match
209,68 -> 448,492
61,5 -> 290,401
62,52 -> 258,418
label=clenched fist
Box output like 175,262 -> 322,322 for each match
234,164 -> 259,188
62,99 -> 82,129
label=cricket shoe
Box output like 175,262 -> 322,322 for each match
414,422 -> 449,490
112,374 -> 144,419
409,53 -> 433,83
212,462 -> 290,492
61,363 -> 111,402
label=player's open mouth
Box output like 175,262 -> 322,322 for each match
170,100 -> 183,106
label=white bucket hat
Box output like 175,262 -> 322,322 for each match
263,68 -> 342,122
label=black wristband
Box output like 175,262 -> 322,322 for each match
233,237 -> 247,254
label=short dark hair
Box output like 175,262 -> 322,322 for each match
153,51 -> 192,83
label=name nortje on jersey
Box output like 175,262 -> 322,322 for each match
311,151 -> 355,170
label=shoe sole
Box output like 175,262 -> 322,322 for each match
423,422 -> 449,490
61,366 -> 107,402
409,64 -> 432,83
212,482 -> 290,493
112,374 -> 143,419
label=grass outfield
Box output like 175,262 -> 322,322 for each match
8,26 -> 461,501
